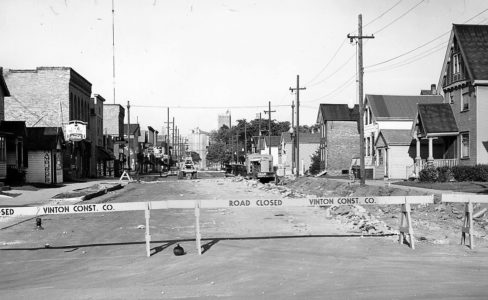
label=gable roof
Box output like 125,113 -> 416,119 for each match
264,136 -> 281,147
365,94 -> 444,120
453,24 -> 488,80
416,103 -> 458,136
317,104 -> 359,123
281,132 -> 320,144
26,127 -> 65,150
0,67 -> 10,96
376,130 -> 413,147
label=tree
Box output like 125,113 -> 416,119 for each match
190,151 -> 201,163
309,148 -> 323,175
206,141 -> 232,166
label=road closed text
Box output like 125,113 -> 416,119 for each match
228,200 -> 283,207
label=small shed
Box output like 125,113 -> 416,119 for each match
25,127 -> 65,184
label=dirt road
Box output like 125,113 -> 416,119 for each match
1,176 -> 487,299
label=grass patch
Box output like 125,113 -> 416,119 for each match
393,181 -> 488,194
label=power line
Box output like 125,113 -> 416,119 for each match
366,8 -> 488,69
373,0 -> 426,35
304,74 -> 356,103
131,104 -> 290,109
305,38 -> 347,85
305,0 -> 406,87
363,0 -> 403,28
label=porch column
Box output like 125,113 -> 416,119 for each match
427,137 -> 434,166
414,137 -> 421,176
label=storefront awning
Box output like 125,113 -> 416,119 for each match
97,146 -> 116,161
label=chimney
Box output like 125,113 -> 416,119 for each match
431,84 -> 436,95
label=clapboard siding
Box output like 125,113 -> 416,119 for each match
388,146 -> 413,179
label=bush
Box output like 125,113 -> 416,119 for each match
437,166 -> 453,182
451,164 -> 488,182
474,164 -> 488,181
419,166 -> 438,182
309,148 -> 322,175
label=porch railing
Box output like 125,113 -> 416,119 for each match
406,158 -> 460,178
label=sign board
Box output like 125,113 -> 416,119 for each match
154,147 -> 163,158
0,196 -> 435,217
65,121 -> 87,142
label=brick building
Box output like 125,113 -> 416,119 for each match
3,67 -> 93,180
103,104 -> 125,176
316,104 -> 359,176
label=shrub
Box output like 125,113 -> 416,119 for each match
419,166 -> 438,182
309,148 -> 322,175
437,166 -> 453,182
451,164 -> 488,182
474,164 -> 488,181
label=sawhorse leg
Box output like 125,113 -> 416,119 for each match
399,202 -> 415,249
461,201 -> 474,249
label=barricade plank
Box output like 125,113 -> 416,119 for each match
442,194 -> 488,203
0,195 -> 435,218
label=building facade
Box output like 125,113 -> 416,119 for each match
218,110 -> 231,129
316,104 -> 359,176
3,67 -> 93,180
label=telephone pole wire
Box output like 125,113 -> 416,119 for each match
347,14 -> 374,186
289,75 -> 306,176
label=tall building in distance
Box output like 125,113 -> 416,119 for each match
217,110 -> 231,129
187,127 -> 210,169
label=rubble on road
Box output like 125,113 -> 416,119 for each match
230,176 -> 488,245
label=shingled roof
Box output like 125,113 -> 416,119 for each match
453,24 -> 488,80
365,94 -> 444,120
25,127 -> 64,150
317,104 -> 359,123
376,130 -> 413,147
417,103 -> 458,136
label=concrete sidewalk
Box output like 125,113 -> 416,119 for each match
0,178 -> 128,230
0,178 -> 126,207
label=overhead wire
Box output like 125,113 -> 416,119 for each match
373,0 -> 426,35
304,0 -> 406,87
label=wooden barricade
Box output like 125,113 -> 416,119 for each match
1,195 -> 434,257
442,194 -> 488,250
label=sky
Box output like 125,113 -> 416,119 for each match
1,0 -> 487,136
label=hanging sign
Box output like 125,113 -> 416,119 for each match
65,121 -> 87,142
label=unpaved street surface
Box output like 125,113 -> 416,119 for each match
1,176 -> 488,299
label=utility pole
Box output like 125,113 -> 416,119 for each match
112,0 -> 116,104
126,100 -> 131,170
236,129 -> 239,164
172,117 -> 175,163
264,101 -> 276,155
244,121 -> 247,155
347,14 -> 374,186
166,107 -> 170,157
291,101 -> 295,175
289,75 -> 306,176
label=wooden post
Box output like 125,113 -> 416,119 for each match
145,203 -> 151,257
195,201 -> 202,255
461,201 -> 474,249
399,201 -> 415,249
